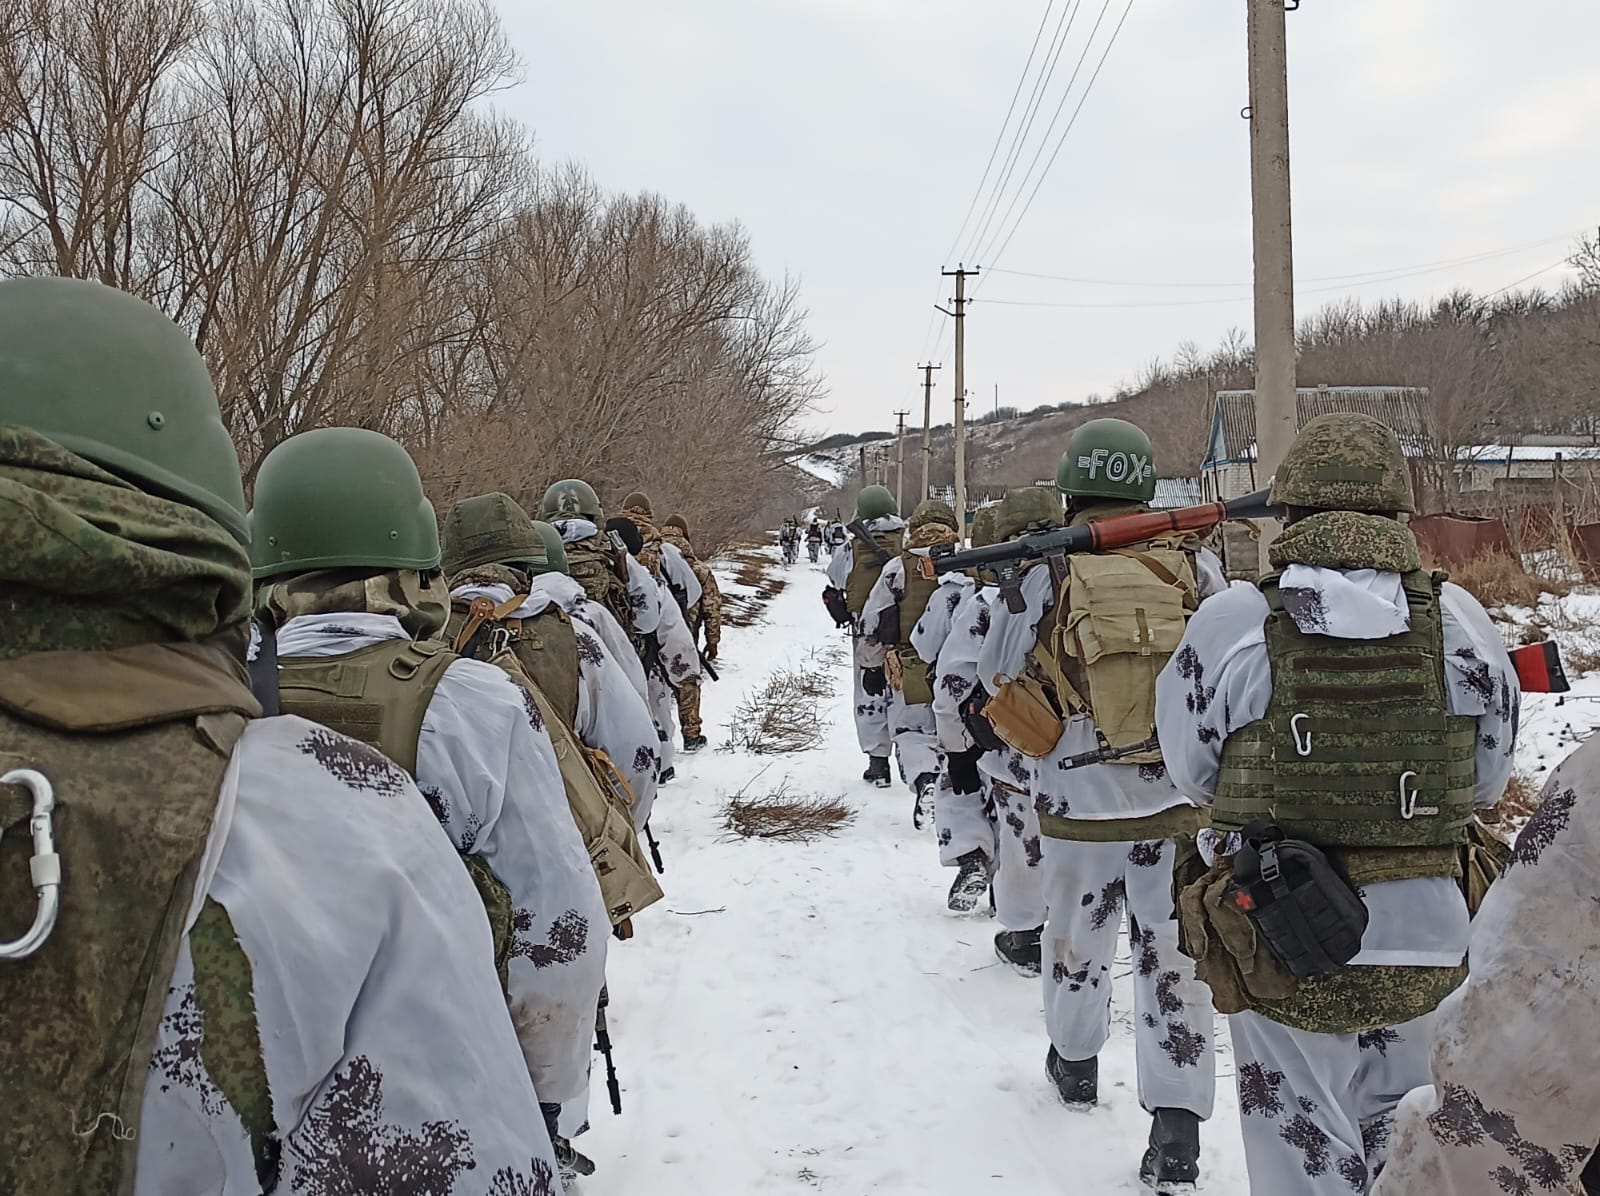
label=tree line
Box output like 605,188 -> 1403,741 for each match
0,0 -> 822,549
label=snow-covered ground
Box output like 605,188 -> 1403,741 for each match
581,546 -> 1252,1195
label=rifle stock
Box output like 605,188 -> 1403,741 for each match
930,489 -> 1282,575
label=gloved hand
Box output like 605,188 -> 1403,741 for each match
705,641 -> 719,662
946,745 -> 986,795
862,666 -> 887,696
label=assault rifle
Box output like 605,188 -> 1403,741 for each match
847,518 -> 894,566
929,489 -> 1283,612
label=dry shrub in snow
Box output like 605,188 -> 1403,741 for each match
1441,551 -> 1569,612
726,669 -> 830,754
1494,770 -> 1543,829
723,777 -> 855,843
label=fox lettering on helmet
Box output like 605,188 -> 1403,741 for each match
540,478 -> 604,523
1057,418 -> 1158,504
250,427 -> 439,579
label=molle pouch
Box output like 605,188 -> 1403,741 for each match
983,673 -> 1064,759
1228,823 -> 1368,980
898,652 -> 934,706
822,586 -> 851,628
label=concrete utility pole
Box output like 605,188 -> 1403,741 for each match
1247,0 -> 1297,569
918,363 -> 941,505
893,409 -> 911,513
940,266 -> 978,539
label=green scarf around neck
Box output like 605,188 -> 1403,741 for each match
0,426 -> 251,660
256,567 -> 450,641
1268,510 -> 1422,574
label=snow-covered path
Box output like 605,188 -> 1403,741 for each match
583,547 -> 1251,1195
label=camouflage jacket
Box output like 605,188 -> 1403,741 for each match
660,525 -> 722,649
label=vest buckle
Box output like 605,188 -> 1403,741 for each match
0,769 -> 61,961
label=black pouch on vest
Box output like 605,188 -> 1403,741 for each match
1227,822 -> 1368,980
960,681 -> 1007,755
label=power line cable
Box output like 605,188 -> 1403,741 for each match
974,0 -> 1119,269
961,0 -> 1083,264
978,0 -> 1137,278
941,2 -> 1058,267
983,232 -> 1579,290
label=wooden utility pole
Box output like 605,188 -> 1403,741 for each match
858,444 -> 868,495
1248,0 -> 1297,568
918,363 -> 941,505
893,409 -> 911,513
940,266 -> 978,538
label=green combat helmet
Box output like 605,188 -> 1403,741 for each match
540,479 -> 603,522
1057,418 -> 1158,503
855,484 -> 898,521
1271,411 -> 1415,514
0,276 -> 247,541
970,505 -> 1000,549
908,498 -> 959,533
530,521 -> 571,577
993,486 -> 1064,541
250,427 -> 439,579
441,492 -> 547,579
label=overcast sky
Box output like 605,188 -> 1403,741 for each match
493,1 -> 1600,438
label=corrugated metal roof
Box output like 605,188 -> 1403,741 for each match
1154,477 -> 1201,509
1206,386 -> 1436,467
1458,444 -> 1600,463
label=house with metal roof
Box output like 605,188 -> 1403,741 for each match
1200,385 -> 1437,502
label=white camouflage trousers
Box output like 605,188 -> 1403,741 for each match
852,637 -> 892,757
1040,835 -> 1216,1118
934,770 -> 995,866
1229,1009 -> 1435,1196
649,673 -> 677,771
989,782 -> 1046,931
889,694 -> 940,788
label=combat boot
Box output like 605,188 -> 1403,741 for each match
682,734 -> 707,753
946,848 -> 991,911
1046,1045 -> 1098,1108
658,765 -> 676,785
553,1136 -> 596,1183
993,926 -> 1042,975
1139,1108 -> 1200,1193
912,772 -> 938,828
863,755 -> 891,788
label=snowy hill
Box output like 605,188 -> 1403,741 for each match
580,546 -> 1253,1195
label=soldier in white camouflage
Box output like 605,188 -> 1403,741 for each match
1157,412 -> 1520,1195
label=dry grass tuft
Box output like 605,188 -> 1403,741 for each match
718,549 -> 790,627
722,775 -> 856,843
726,667 -> 831,754
1493,770 -> 1543,829
1440,551 -> 1569,612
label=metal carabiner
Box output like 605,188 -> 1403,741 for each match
1399,771 -> 1420,820
0,769 -> 61,961
1290,713 -> 1313,757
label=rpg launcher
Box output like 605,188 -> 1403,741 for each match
929,488 -> 1283,612
925,488 -> 1574,695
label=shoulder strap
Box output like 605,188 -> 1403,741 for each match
1111,546 -> 1200,610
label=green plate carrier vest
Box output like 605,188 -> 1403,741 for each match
1214,570 -> 1476,866
445,603 -> 664,932
566,534 -> 634,638
846,530 -> 904,616
448,601 -> 581,731
0,642 -> 263,1194
276,639 -> 517,982
894,550 -> 941,705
